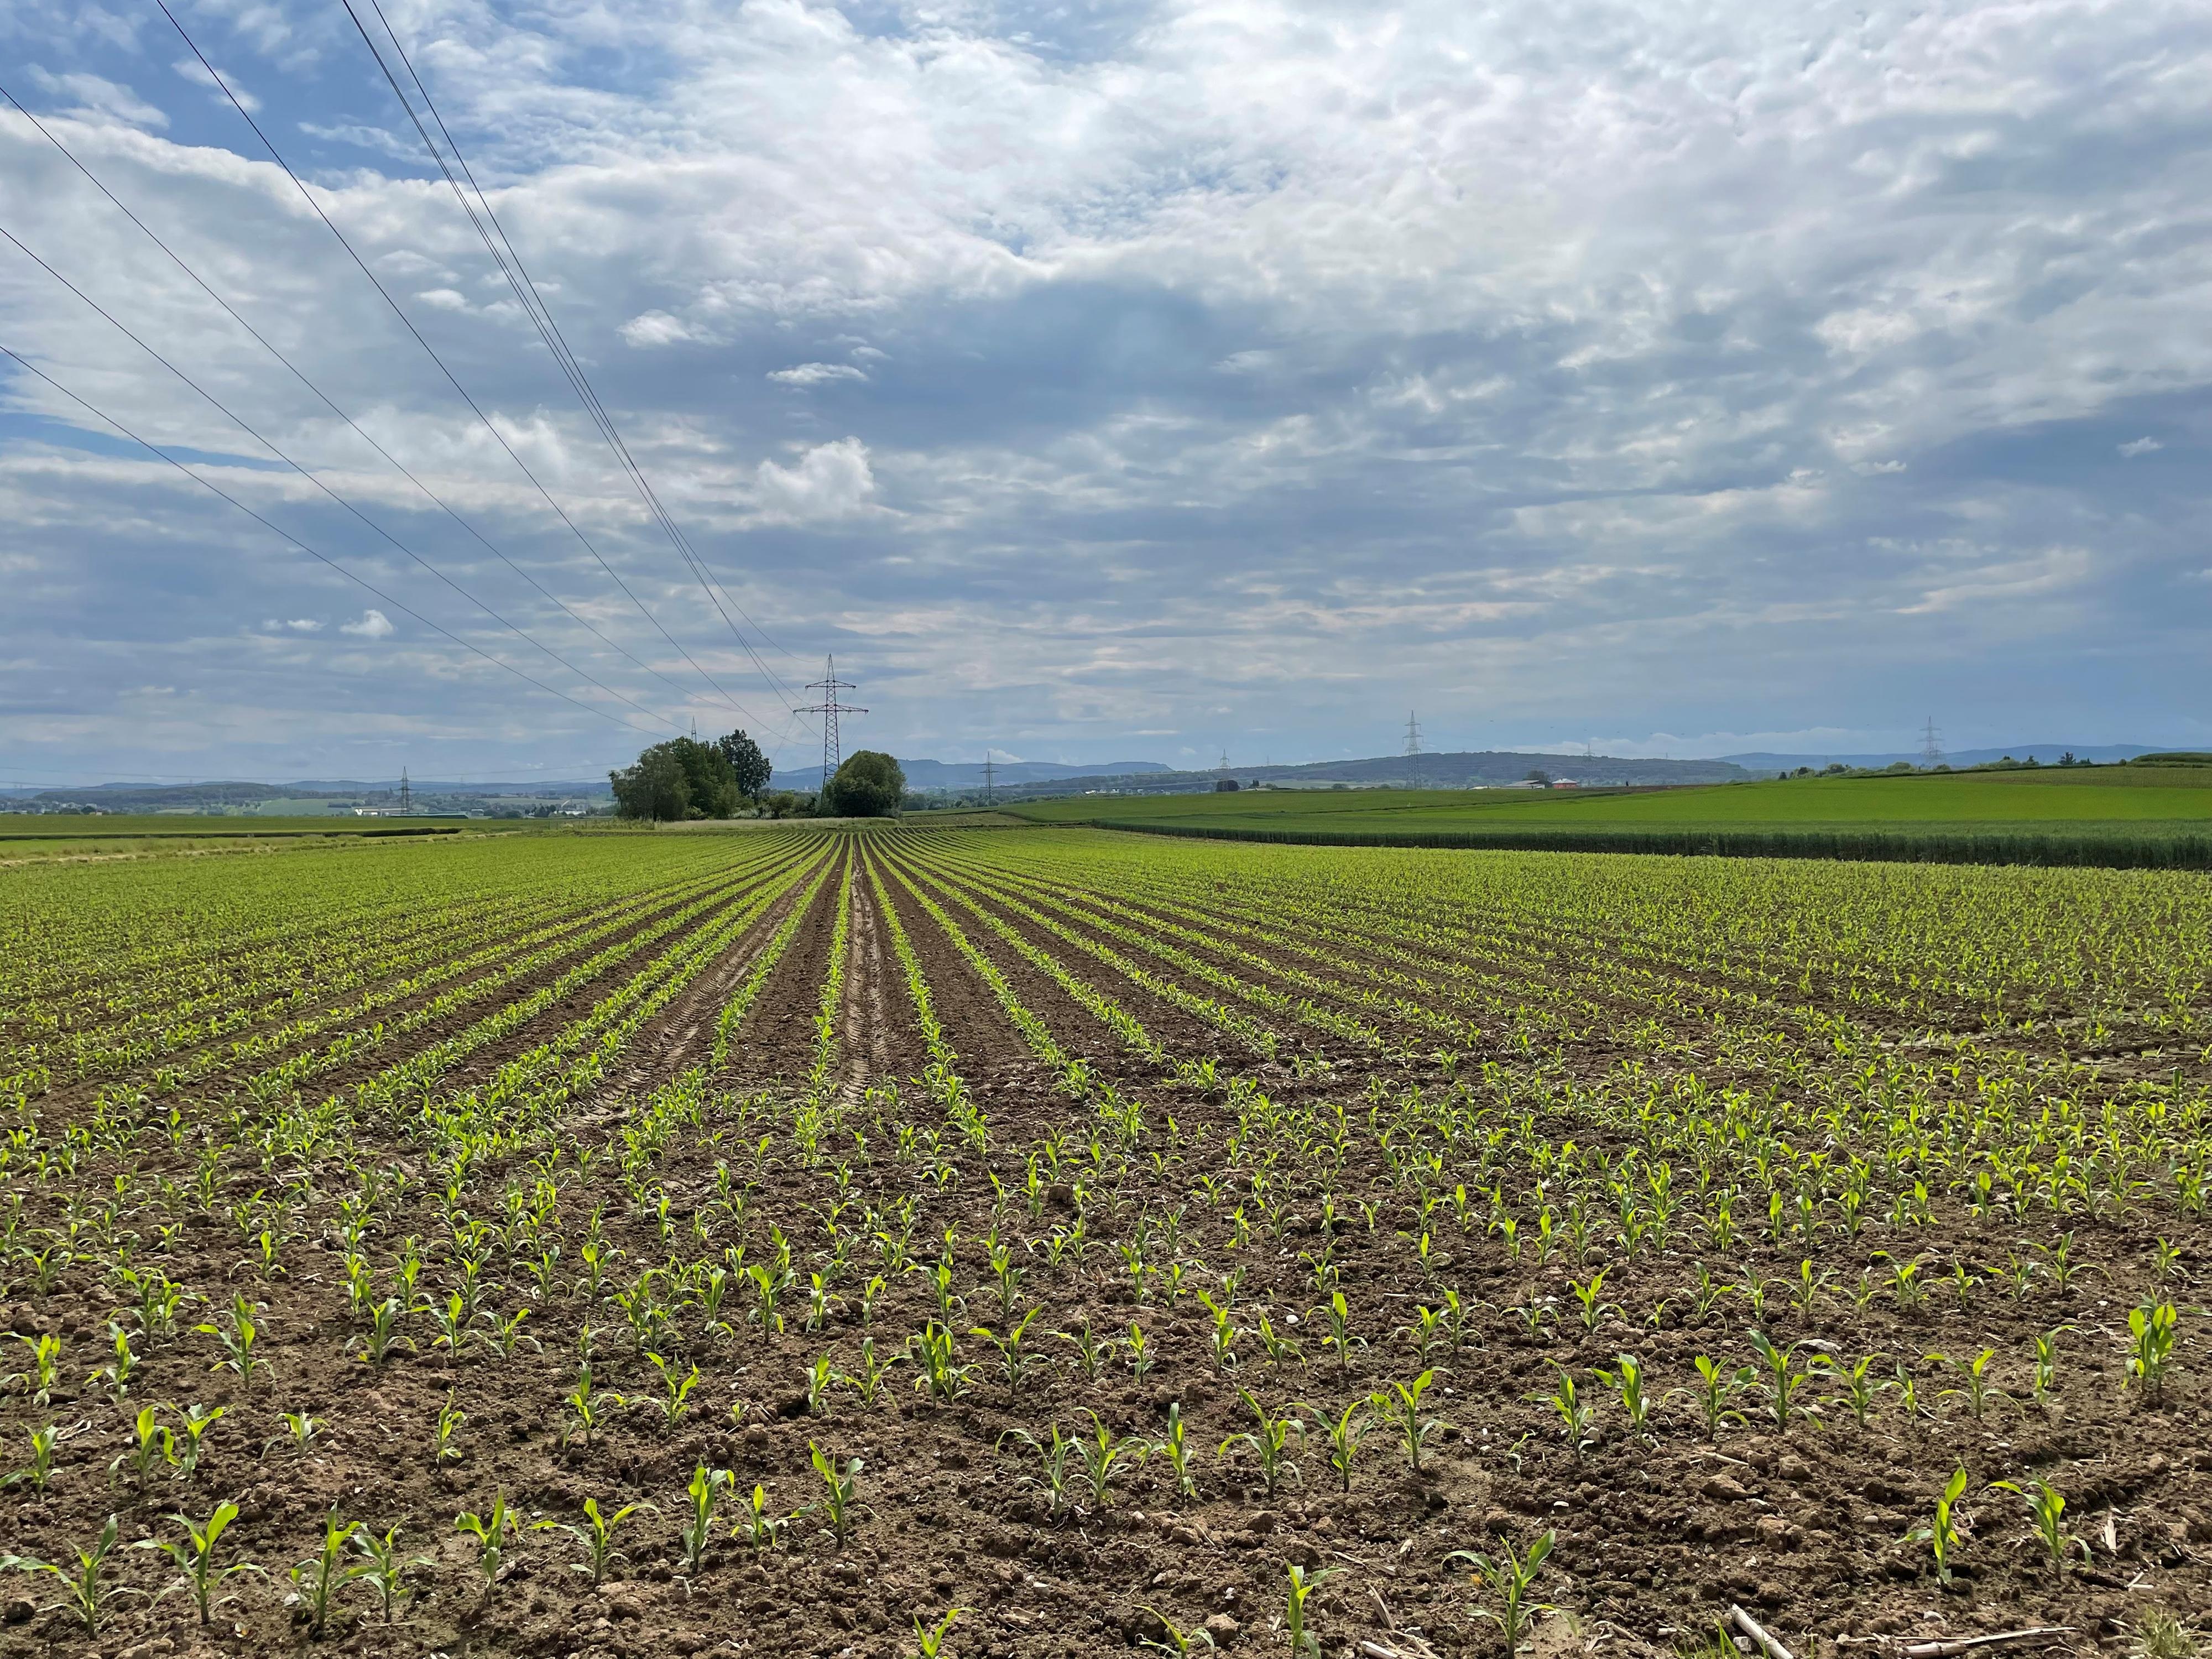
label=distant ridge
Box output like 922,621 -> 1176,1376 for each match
900,758 -> 1170,789
1723,744 -> 2156,771
949,749 -> 1750,800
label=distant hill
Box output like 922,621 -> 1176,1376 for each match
900,759 -> 1171,789
1724,744 -> 2156,773
956,749 -> 1750,801
14,779 -> 610,815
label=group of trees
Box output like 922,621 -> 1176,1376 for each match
609,731 -> 906,822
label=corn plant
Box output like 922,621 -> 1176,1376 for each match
1529,1365 -> 1595,1457
2126,1303 -> 2179,1395
1138,1606 -> 1219,1655
110,1405 -> 162,1489
1590,1353 -> 1654,1442
555,1496 -> 653,1585
909,1321 -> 978,1403
4,1423 -> 58,1493
1196,1290 -> 1241,1371
1220,1390 -> 1303,1496
454,1489 -> 530,1597
195,1292 -> 269,1387
1568,1271 -> 1621,1332
1929,1347 -> 2008,1421
1906,1467 -> 1969,1584
999,1421 -> 1077,1515
1314,1290 -> 1363,1373
1074,1408 -> 1149,1511
562,1363 -> 624,1448
163,1402 -> 224,1483
290,1510 -> 369,1637
1300,1397 -> 1371,1493
347,1522 -> 429,1625
431,1389 -> 466,1468
1128,1321 -> 1157,1380
1371,1369 -> 1448,1471
734,1483 -> 800,1548
645,1352 -> 702,1426
138,1500 -> 265,1625
1254,1313 -> 1303,1366
1746,1330 -> 1820,1432
91,1324 -> 138,1403
1447,1531 -> 1556,1655
971,1308 -> 1042,1399
1823,1353 -> 1883,1427
679,1463 -> 733,1573
1055,1319 -> 1114,1380
1990,1478 -> 2080,1574
9,1332 -> 61,1406
914,1606 -> 966,1658
839,1335 -> 898,1406
809,1442 -> 868,1541
1153,1401 -> 1201,1500
1282,1561 -> 1340,1658
0,1514 -> 136,1635
2031,1324 -> 2074,1399
352,1297 -> 414,1366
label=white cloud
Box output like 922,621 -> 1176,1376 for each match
768,362 -> 869,387
2118,437 -> 2164,457
170,56 -> 259,114
265,618 -> 322,633
340,610 -> 394,639
752,439 -> 877,523
25,69 -> 168,129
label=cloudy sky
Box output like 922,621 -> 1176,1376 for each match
2,0 -> 2208,786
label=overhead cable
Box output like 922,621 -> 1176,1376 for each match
0,343 -> 676,739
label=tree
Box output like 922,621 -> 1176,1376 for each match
609,746 -> 689,822
610,738 -> 743,821
823,751 -> 905,817
715,729 -> 773,799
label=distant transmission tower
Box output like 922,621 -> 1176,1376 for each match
983,752 -> 995,804
399,766 -> 411,815
794,655 -> 867,793
1921,717 -> 1944,769
1405,711 -> 1424,789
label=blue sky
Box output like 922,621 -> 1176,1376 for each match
2,0 -> 2208,786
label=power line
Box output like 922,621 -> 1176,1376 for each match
1,343 -> 673,738
0,77 -> 725,723
340,0 -> 804,721
0,216 -> 685,733
152,1 -> 778,737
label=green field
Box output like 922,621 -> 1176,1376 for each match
1009,766 -> 2212,866
0,813 -> 568,863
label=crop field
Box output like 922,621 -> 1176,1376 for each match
1011,769 -> 2212,868
1,825 -> 2208,1659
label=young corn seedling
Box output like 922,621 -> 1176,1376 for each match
290,1510 -> 369,1638
1447,1531 -> 1556,1656
0,1417 -> 59,1493
1299,1397 -> 1371,1493
346,1522 -> 429,1625
971,1308 -> 1042,1399
1906,1467 -> 1969,1585
809,1442 -> 868,1542
555,1497 -> 654,1585
1153,1401 -> 1201,1500
1075,1408 -> 1149,1511
431,1390 -> 466,1469
1929,1348 -> 2008,1422
679,1463 -> 733,1573
1747,1330 -> 1821,1433
1055,1320 -> 1115,1380
10,1333 -> 61,1406
563,1363 -> 624,1448
909,1322 -> 978,1404
2126,1303 -> 2180,1396
1128,1321 -> 1158,1381
1529,1366 -> 1595,1458
999,1421 -> 1078,1515
1220,1390 -> 1303,1497
455,1490 -> 534,1598
1371,1369 -> 1449,1472
138,1500 -> 266,1625
352,1298 -> 414,1366
91,1324 -> 138,1403
0,1514 -> 136,1635
1138,1606 -> 1219,1655
2031,1324 -> 2075,1399
111,1405 -> 162,1489
1990,1478 -> 2081,1574
734,1483 -> 800,1549
1195,1290 -> 1241,1372
646,1352 -> 703,1426
1592,1353 -> 1655,1442
1315,1290 -> 1363,1374
163,1402 -> 224,1484
1824,1354 -> 1883,1427
1569,1271 -> 1622,1333
914,1606 -> 966,1658
195,1293 -> 270,1387
839,1335 -> 899,1406
1281,1561 -> 1340,1658
1254,1313 -> 1303,1367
